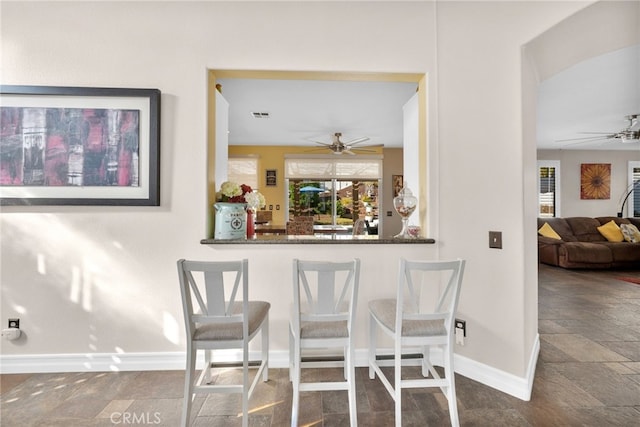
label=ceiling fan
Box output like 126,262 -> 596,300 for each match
308,132 -> 383,155
557,114 -> 640,146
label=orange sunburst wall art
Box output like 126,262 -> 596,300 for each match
580,163 -> 611,200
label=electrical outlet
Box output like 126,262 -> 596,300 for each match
8,318 -> 19,329
455,318 -> 466,337
455,318 -> 466,346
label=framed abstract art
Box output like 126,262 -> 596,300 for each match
0,85 -> 160,206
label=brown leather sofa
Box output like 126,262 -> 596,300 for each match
537,216 -> 640,269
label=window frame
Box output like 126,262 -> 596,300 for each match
284,155 -> 383,229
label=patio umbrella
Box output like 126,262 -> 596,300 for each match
299,186 -> 325,193
299,186 -> 324,215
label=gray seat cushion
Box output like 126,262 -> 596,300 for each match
300,320 -> 348,339
369,299 -> 446,337
193,301 -> 270,341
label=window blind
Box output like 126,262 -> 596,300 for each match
284,156 -> 382,180
228,157 -> 259,189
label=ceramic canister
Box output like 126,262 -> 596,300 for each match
214,202 -> 247,240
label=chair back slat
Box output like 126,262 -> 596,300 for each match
204,270 -> 226,315
404,270 -> 421,313
436,267 -> 461,314
316,270 -> 336,314
299,272 -> 316,312
185,270 -> 209,315
335,268 -> 355,313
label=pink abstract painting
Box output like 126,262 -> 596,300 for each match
0,107 -> 140,187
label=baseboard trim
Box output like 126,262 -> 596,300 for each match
0,352 -> 189,374
0,337 -> 539,401
451,334 -> 539,401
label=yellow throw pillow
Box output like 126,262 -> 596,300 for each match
597,220 -> 624,242
538,222 -> 562,240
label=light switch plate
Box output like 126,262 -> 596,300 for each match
489,231 -> 502,249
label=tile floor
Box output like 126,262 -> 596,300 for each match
1,265 -> 640,426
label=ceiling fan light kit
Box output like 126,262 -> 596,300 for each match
620,114 -> 639,143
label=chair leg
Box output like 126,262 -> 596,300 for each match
343,346 -> 348,380
242,342 -> 249,427
181,345 -> 196,427
421,346 -> 429,377
368,313 -> 376,380
444,345 -> 460,427
291,340 -> 301,427
347,343 -> 358,426
394,345 -> 402,427
289,327 -> 294,382
204,350 -> 212,384
262,317 -> 269,382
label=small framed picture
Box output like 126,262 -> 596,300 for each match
392,175 -> 403,197
266,169 -> 277,187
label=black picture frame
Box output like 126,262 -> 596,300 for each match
0,85 -> 161,206
265,169 -> 277,187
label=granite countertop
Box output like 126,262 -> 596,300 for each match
201,235 -> 435,244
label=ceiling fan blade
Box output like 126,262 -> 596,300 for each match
304,147 -> 333,153
562,138 -> 613,147
355,143 -> 384,148
344,137 -> 370,146
311,141 -> 333,147
555,134 -> 615,142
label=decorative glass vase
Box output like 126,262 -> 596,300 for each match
246,209 -> 255,239
214,202 -> 247,240
393,187 -> 418,239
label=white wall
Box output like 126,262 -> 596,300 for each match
434,0 -> 590,378
538,150 -> 640,217
0,0 -> 594,393
0,0 -> 438,354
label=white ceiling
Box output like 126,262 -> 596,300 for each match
217,78 -> 417,149
537,44 -> 640,151
218,44 -> 639,152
